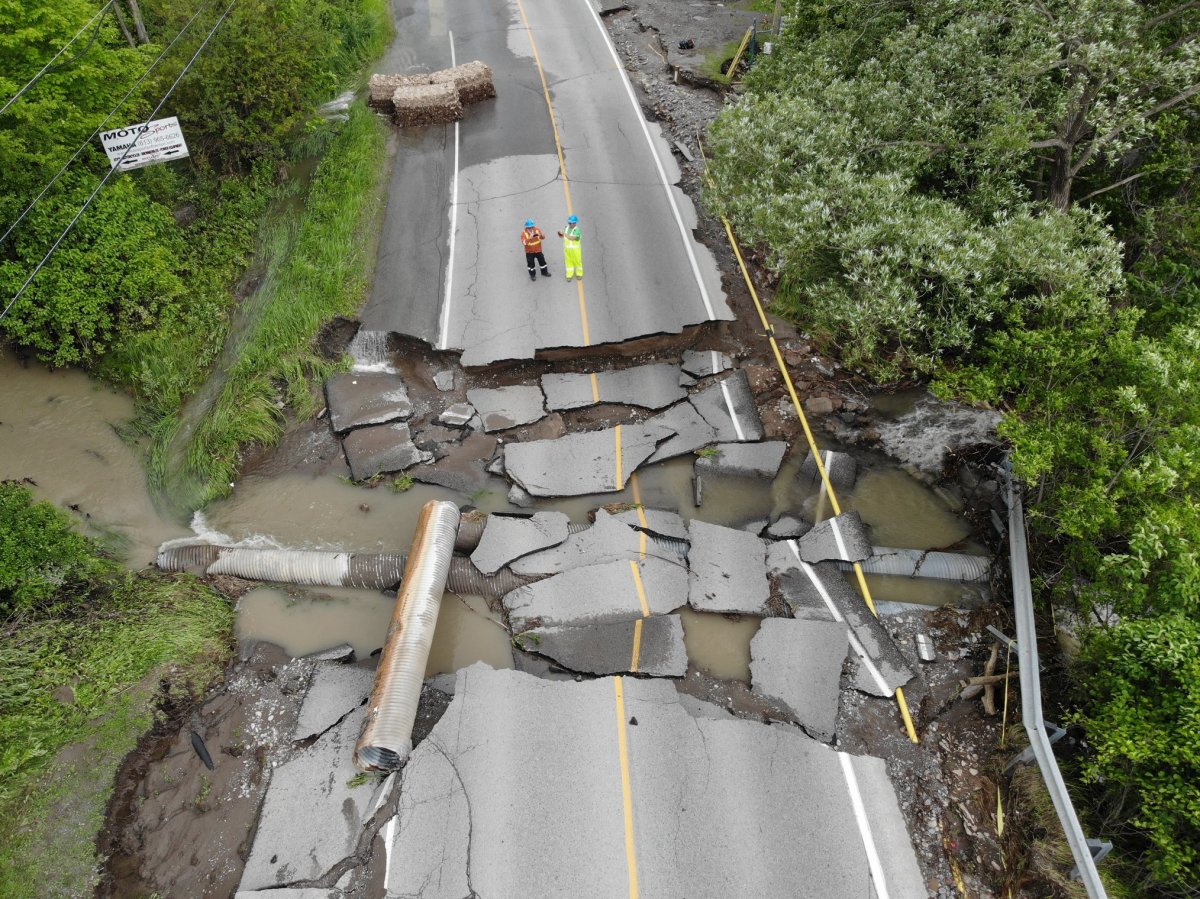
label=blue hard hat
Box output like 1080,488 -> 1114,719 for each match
567,214 -> 579,224
525,219 -> 535,228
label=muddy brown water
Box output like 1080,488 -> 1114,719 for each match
0,350 -> 189,565
235,586 -> 513,674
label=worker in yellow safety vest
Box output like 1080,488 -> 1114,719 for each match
520,219 -> 551,281
557,214 -> 583,282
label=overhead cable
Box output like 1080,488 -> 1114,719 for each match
0,0 -> 218,250
0,2 -> 117,118
0,0 -> 239,325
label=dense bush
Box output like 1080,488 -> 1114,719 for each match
0,482 -> 116,619
1072,614 -> 1200,890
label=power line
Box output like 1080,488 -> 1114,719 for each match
0,2 -> 117,118
0,0 -> 218,250
0,0 -> 240,325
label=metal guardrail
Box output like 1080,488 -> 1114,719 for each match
1005,471 -> 1108,897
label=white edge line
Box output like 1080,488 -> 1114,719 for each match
838,752 -> 892,899
382,814 -> 397,891
718,378 -> 747,441
791,546 -> 892,695
582,0 -> 717,321
830,517 -> 851,562
438,30 -> 460,351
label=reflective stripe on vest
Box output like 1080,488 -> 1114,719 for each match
563,225 -> 581,248
522,228 -> 544,252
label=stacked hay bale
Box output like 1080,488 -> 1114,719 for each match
392,82 -> 463,125
430,60 -> 496,106
369,60 -> 495,124
368,73 -> 430,112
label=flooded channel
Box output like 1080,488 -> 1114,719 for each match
0,350 -> 189,564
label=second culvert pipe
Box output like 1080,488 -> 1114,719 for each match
355,500 -> 460,771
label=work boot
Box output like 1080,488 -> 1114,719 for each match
540,268 -> 551,277
529,271 -> 536,282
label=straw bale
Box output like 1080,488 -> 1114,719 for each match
368,73 -> 431,110
430,60 -> 496,106
392,82 -> 463,126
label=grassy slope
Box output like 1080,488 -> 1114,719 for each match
152,105 -> 389,507
0,575 -> 232,896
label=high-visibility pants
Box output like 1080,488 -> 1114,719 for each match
564,244 -> 583,279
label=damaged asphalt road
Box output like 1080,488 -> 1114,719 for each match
97,0 -> 1016,894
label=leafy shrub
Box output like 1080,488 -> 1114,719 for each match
1072,615 -> 1200,889
0,483 -> 115,619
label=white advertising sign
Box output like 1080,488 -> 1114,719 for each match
100,117 -> 190,171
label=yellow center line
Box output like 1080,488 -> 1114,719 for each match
515,0 -> 593,348
590,370 -> 601,402
614,423 -> 624,490
630,617 -> 644,673
698,140 -> 918,745
613,677 -> 640,898
629,560 -> 651,617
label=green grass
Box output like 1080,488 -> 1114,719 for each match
0,574 -> 233,896
165,106 -> 389,506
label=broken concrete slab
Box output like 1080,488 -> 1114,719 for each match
611,507 -> 689,541
798,449 -> 858,492
540,363 -> 687,411
505,556 -> 688,631
507,482 -> 535,508
234,890 -> 341,899
524,614 -> 687,677
750,619 -> 848,743
510,510 -> 645,576
687,519 -> 769,614
797,511 -> 872,563
432,369 -> 457,392
681,348 -> 732,378
383,664 -> 927,898
766,514 -> 812,539
695,441 -> 786,480
690,370 -> 765,442
466,385 -> 547,432
238,706 -> 370,891
303,643 -> 355,663
504,422 -> 673,496
470,511 -> 571,576
292,662 -> 374,742
341,423 -> 433,481
644,400 -> 719,464
410,432 -> 498,495
770,550 -> 915,696
324,372 -> 412,434
438,402 -> 475,427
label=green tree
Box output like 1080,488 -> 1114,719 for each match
1072,614 -> 1200,889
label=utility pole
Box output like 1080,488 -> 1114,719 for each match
774,0 -> 783,34
126,0 -> 149,44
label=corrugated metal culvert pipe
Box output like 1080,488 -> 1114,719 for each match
155,543 -> 533,597
842,547 -> 991,582
355,500 -> 460,771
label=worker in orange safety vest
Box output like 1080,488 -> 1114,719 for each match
520,219 -> 551,281
558,214 -> 583,281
